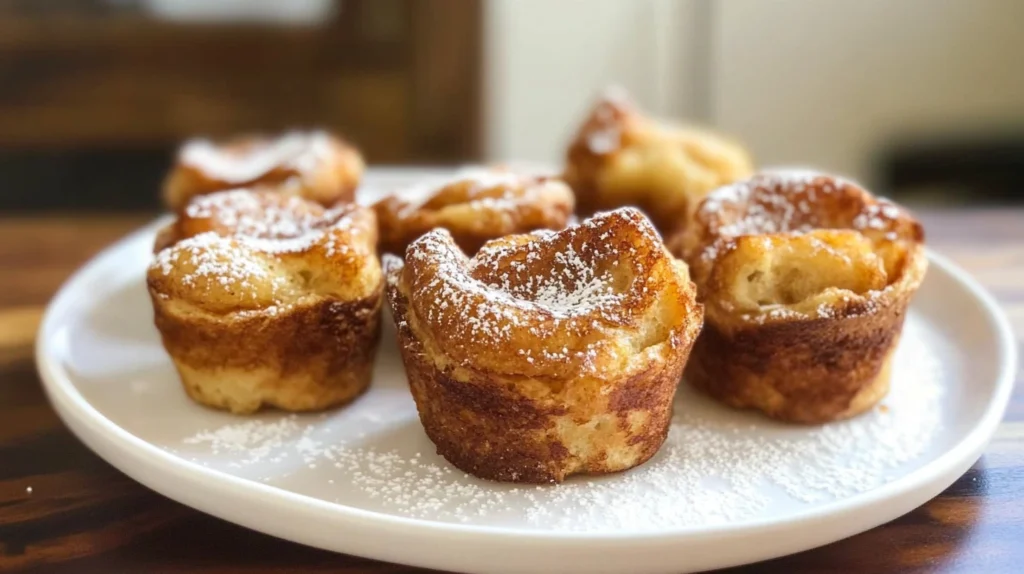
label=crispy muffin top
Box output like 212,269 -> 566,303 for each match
163,130 -> 364,209
374,167 -> 575,254
149,189 -> 380,316
387,207 -> 703,381
676,170 -> 926,325
564,89 -> 753,234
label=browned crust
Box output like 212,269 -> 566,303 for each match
373,175 -> 575,256
151,193 -> 372,256
687,248 -> 924,424
150,287 -> 382,414
388,282 -> 692,483
673,171 -> 928,423
379,215 -> 569,258
670,171 -> 926,269
162,133 -> 364,211
563,93 -> 753,237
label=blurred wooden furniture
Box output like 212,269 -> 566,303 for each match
0,0 -> 481,210
1,209 -> 1023,573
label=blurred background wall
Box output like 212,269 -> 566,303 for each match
710,0 -> 1024,191
483,0 -> 696,162
1,0 -> 1022,211
485,0 -> 1024,199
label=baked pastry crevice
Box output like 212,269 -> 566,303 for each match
675,170 -> 927,423
386,207 -> 703,482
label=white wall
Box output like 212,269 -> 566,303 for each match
484,0 -> 1024,185
483,0 -> 698,164
711,0 -> 1024,185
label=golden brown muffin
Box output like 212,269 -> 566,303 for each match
148,189 -> 383,414
162,130 -> 364,211
564,88 -> 753,237
154,187 -> 335,252
373,168 -> 575,255
385,208 -> 703,483
674,170 -> 927,424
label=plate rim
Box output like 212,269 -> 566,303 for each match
34,211 -> 1018,571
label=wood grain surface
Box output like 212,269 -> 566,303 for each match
1,210 -> 1022,573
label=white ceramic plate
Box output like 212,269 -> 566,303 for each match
37,169 -> 1017,574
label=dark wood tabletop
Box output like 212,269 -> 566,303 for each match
1,210 -> 1022,574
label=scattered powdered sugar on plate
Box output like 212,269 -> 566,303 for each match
184,415 -> 307,467
173,315 -> 946,532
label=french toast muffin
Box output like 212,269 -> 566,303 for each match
148,189 -> 382,414
373,167 -> 575,255
385,208 -> 703,483
564,88 -> 753,237
162,130 -> 364,211
674,170 -> 927,423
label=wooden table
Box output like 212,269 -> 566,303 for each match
1,211 -> 1022,573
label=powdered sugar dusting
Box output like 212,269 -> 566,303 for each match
582,93 -> 627,155
152,189 -> 369,302
388,167 -> 528,217
153,232 -> 278,293
185,190 -> 326,239
173,314 -> 946,531
698,169 -> 911,244
395,208 -> 664,367
693,170 -> 919,284
180,131 -> 333,184
853,200 -> 903,232
586,128 -> 620,155
185,415 -> 305,466
699,170 -> 845,238
181,190 -> 363,257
